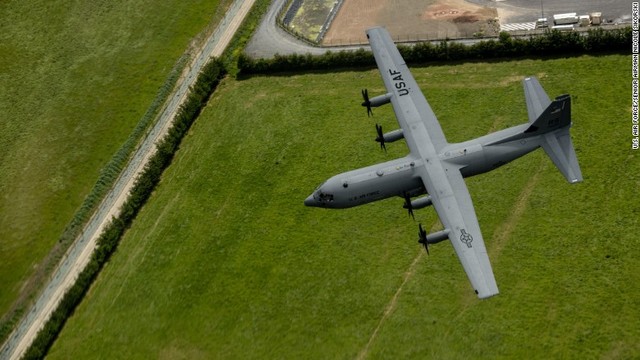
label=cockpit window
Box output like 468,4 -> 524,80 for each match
315,181 -> 327,192
318,192 -> 334,202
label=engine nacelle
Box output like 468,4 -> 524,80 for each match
426,229 -> 450,244
369,93 -> 392,107
404,195 -> 432,210
382,129 -> 404,143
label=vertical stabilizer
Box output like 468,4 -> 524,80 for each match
525,94 -> 571,134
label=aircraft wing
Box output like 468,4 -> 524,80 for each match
415,162 -> 499,298
366,27 -> 448,153
367,27 -> 498,298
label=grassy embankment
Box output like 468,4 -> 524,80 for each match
0,0 -> 231,334
285,0 -> 337,42
50,55 -> 638,358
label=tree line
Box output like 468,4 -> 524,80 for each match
22,58 -> 227,360
238,27 -> 631,75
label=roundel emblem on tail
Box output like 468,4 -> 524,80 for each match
460,229 -> 473,248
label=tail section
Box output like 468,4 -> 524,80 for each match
523,77 -> 551,124
523,78 -> 582,183
524,94 -> 571,134
541,126 -> 583,183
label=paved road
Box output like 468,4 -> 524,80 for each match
246,0 -> 633,59
245,0 -> 363,58
0,1 -> 254,359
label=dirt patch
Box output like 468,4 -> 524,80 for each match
453,15 -> 480,23
322,0 -> 499,46
422,1 -> 496,21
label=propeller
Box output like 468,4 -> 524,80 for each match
403,192 -> 414,219
418,223 -> 429,255
375,124 -> 386,152
361,89 -> 373,117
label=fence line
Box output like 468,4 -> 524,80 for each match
320,23 -> 631,47
316,0 -> 345,43
322,31 -> 493,47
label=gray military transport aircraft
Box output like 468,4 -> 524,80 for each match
304,27 -> 582,299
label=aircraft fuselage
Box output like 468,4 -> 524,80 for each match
304,123 -> 544,209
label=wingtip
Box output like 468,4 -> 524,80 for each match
477,289 -> 500,299
365,26 -> 386,37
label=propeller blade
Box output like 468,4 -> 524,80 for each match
403,192 -> 414,219
418,223 -> 429,255
361,89 -> 373,117
375,124 -> 386,152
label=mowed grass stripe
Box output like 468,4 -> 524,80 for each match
51,55 -> 639,358
357,250 -> 425,360
0,0 -> 231,319
490,159 -> 547,259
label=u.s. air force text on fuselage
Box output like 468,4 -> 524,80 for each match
305,27 -> 582,299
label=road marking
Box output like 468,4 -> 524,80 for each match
500,22 -> 536,32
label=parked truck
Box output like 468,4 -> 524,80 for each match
578,15 -> 591,27
535,18 -> 549,29
553,13 -> 579,25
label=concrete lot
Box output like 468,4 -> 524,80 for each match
468,0 -> 632,24
245,0 -> 633,59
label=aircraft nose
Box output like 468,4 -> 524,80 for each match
304,194 -> 316,207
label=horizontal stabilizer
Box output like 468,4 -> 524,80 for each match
542,127 -> 583,183
523,77 -> 551,124
523,79 -> 581,183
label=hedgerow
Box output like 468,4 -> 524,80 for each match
238,27 -> 631,75
0,52 -> 189,346
22,58 -> 227,360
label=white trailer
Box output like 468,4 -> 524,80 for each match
553,13 -> 579,25
551,24 -> 575,32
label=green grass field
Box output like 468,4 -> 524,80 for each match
48,55 -> 639,358
0,0 -> 232,320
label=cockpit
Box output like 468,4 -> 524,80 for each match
317,191 -> 334,202
304,181 -> 336,207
